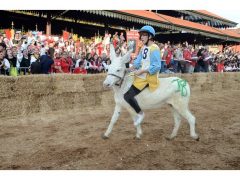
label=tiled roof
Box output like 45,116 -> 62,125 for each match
119,10 -> 169,23
196,10 -> 225,19
221,29 -> 240,38
157,13 -> 224,35
226,28 -> 240,34
195,10 -> 230,22
117,10 -> 240,40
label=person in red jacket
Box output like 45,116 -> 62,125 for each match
183,45 -> 193,73
60,52 -> 71,73
217,59 -> 225,72
73,60 -> 87,74
67,52 -> 73,72
53,52 -> 61,73
54,52 -> 70,73
162,45 -> 173,68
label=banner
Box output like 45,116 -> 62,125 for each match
126,30 -> 140,58
63,30 -> 69,41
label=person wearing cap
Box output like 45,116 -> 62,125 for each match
124,25 -> 161,127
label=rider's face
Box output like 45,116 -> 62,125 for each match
140,32 -> 149,45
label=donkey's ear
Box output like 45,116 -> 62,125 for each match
122,49 -> 133,63
110,44 -> 116,61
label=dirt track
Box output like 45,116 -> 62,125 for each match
0,89 -> 239,169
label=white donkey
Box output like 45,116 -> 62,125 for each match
103,44 -> 199,140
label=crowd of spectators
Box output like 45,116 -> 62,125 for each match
158,42 -> 240,73
0,29 -> 239,77
0,30 -> 118,76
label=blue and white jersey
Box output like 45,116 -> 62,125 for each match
133,44 -> 161,79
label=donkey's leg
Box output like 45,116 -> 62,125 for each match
136,125 -> 143,139
130,113 -> 143,139
166,107 -> 182,140
102,104 -> 122,139
185,110 -> 199,140
175,105 -> 199,141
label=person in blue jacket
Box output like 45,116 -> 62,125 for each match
124,25 -> 161,126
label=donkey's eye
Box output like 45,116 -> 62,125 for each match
116,69 -> 120,72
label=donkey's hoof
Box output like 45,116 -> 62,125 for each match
192,135 -> 200,141
102,134 -> 109,140
165,136 -> 174,141
133,136 -> 141,140
195,136 -> 200,141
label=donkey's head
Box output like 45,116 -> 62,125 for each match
103,44 -> 133,88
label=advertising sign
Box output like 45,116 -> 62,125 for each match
126,30 -> 140,59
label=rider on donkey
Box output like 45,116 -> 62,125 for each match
124,25 -> 162,127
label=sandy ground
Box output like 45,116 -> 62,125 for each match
0,90 -> 240,170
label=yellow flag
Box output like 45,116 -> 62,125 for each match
72,34 -> 78,41
80,36 -> 84,43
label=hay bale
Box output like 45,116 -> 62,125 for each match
0,72 -> 239,118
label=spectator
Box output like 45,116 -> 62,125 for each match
40,50 -> 54,74
96,56 -> 104,73
102,58 -> 110,72
18,49 -> 31,75
0,33 -> 3,43
40,44 -> 46,56
0,50 -> 10,75
195,47 -> 205,72
30,47 -> 40,65
6,48 -> 18,76
217,59 -> 225,72
183,44 -> 192,73
120,32 -> 125,44
59,51 -> 71,73
91,53 -> 99,73
202,47 -> 211,72
85,53 -> 93,73
67,51 -> 74,72
73,60 -> 87,74
53,52 -> 62,73
27,31 -> 35,45
48,43 -> 55,59
74,54 -> 81,68
174,44 -> 184,73
0,42 -> 7,52
162,45 -> 172,73
113,32 -> 119,48
30,58 -> 41,74
189,48 -> 198,73
30,48 -> 41,74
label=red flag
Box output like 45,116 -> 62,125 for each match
4,29 -> 11,40
63,31 -> 69,41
